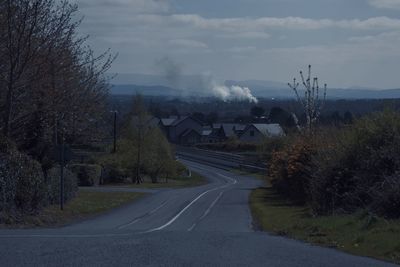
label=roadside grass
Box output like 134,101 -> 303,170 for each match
1,191 -> 144,228
250,187 -> 400,264
108,172 -> 208,189
232,169 -> 266,181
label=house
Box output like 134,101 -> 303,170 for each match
180,129 -> 202,145
159,117 -> 177,140
212,123 -> 246,139
158,115 -> 285,145
159,116 -> 204,145
201,126 -> 225,143
239,124 -> 285,143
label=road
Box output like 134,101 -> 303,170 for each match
0,160 -> 397,267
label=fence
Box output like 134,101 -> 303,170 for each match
176,146 -> 266,173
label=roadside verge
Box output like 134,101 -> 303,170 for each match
1,191 -> 145,229
250,186 -> 400,265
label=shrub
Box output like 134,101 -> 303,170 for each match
46,166 -> 78,204
0,149 -> 47,222
258,137 -> 287,162
269,136 -> 313,204
309,110 -> 400,217
69,164 -> 102,186
96,128 -> 183,184
100,162 -> 127,184
370,173 -> 400,219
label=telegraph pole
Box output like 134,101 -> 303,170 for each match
59,125 -> 65,211
113,111 -> 117,153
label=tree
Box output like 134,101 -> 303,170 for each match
192,112 -> 205,123
343,111 -> 354,124
129,94 -> 151,184
250,106 -> 265,118
143,128 -> 173,183
205,112 -> 219,125
288,65 -> 327,133
268,107 -> 296,128
0,0 -> 115,163
0,0 -> 78,137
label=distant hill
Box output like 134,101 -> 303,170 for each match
111,84 -> 182,96
226,80 -> 400,99
109,73 -> 205,92
108,74 -> 400,99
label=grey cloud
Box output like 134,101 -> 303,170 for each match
75,0 -> 400,89
78,0 -> 170,13
369,0 -> 400,9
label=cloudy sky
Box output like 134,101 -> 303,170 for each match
76,0 -> 400,88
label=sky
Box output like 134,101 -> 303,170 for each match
76,0 -> 400,89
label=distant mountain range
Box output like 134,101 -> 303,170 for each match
111,84 -> 182,97
109,73 -> 400,99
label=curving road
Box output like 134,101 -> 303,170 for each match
0,160 -> 397,267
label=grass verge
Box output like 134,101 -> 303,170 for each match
1,191 -> 144,228
108,172 -> 208,189
250,187 -> 400,264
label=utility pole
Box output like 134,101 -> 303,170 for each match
59,125 -> 65,211
111,110 -> 117,153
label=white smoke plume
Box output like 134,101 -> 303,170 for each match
156,57 -> 258,103
212,84 -> 258,103
209,80 -> 259,104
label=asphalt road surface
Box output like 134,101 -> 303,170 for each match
0,160 -> 397,267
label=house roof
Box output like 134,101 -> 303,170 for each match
250,124 -> 285,137
180,128 -> 201,138
171,116 -> 203,127
171,116 -> 189,126
161,118 -> 177,127
213,123 -> 246,137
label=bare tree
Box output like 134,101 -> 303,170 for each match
288,65 -> 327,133
0,0 -> 115,162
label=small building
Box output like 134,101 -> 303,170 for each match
159,117 -> 177,140
180,129 -> 202,145
201,126 -> 226,143
159,116 -> 204,144
212,123 -> 246,140
239,124 -> 284,143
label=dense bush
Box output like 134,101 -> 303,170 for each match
46,166 -> 78,204
100,162 -> 127,184
370,173 -> 400,218
0,136 -> 81,222
258,137 -> 287,162
142,129 -> 179,183
310,111 -> 400,216
96,139 -> 137,184
69,164 -> 102,186
0,149 -> 47,221
97,128 -> 183,184
269,137 -> 313,204
268,110 -> 400,218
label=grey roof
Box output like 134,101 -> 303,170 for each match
180,128 -> 201,137
251,124 -> 285,137
161,118 -> 177,127
213,123 -> 246,137
171,116 -> 190,126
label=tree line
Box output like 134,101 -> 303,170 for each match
0,0 -> 114,164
